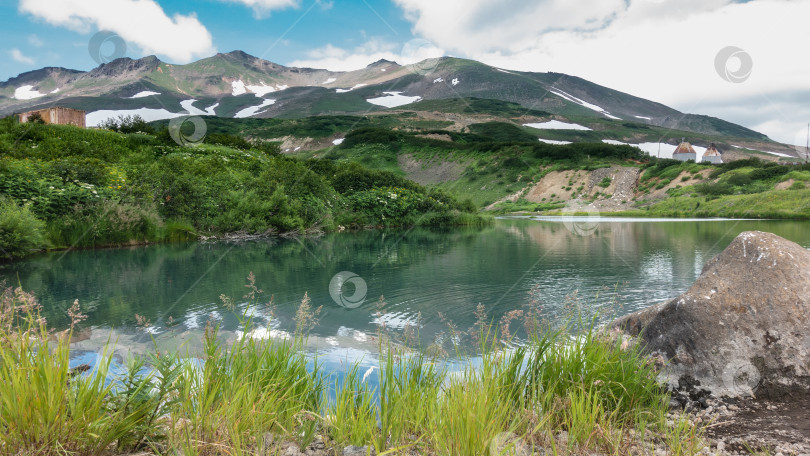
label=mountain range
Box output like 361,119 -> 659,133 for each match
0,50 -> 797,156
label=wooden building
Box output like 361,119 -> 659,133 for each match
702,143 -> 724,164
18,107 -> 86,128
673,140 -> 697,162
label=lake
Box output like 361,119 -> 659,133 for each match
3,217 -> 810,370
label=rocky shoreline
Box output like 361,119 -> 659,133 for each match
615,230 -> 810,455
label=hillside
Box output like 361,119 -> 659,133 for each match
0,51 -> 796,156
208,114 -> 809,218
0,116 -> 485,260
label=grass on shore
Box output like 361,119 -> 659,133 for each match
0,281 -> 707,456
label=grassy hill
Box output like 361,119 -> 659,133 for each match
0,116 -> 486,260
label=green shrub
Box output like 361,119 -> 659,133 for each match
750,166 -> 790,181
330,162 -> 420,194
0,198 -> 47,259
204,133 -> 252,150
341,127 -> 403,150
50,157 -> 110,187
46,201 -> 162,248
99,115 -> 154,134
468,122 -> 539,143
725,173 -> 752,187
694,182 -> 735,196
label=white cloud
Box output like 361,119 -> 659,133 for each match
10,48 -> 35,65
219,0 -> 298,18
18,0 -> 215,63
289,38 -> 444,71
392,0 -> 810,145
395,0 -> 626,54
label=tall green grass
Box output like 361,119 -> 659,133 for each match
170,325 -> 323,455
0,287 -> 150,455
0,282 -> 707,455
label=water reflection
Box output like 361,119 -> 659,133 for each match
2,218 -> 809,365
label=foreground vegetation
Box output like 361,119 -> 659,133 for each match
0,280 -> 707,456
0,116 -> 485,260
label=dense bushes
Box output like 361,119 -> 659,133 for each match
694,182 -> 734,197
749,165 -> 791,181
534,142 -> 646,162
330,162 -> 420,194
341,128 -> 403,150
98,115 -> 154,134
203,133 -> 253,150
467,122 -> 539,143
0,118 -> 485,259
0,198 -> 46,259
46,201 -> 163,248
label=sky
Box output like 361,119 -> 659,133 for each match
2,0 -> 809,147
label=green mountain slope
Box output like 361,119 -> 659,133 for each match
0,51 -> 791,154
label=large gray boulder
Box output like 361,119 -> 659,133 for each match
615,231 -> 810,399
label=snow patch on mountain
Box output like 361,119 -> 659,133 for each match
333,138 -> 345,145
539,139 -> 572,145
180,100 -> 219,116
524,121 -> 592,131
634,115 -> 651,121
764,151 -> 796,158
336,84 -> 367,93
50,88 -> 60,94
433,77 -> 444,83
550,89 -> 620,120
232,80 -> 247,96
601,140 -> 709,161
366,92 -> 422,108
732,145 -> 795,158
451,78 -> 460,86
127,91 -> 160,99
323,77 -> 337,84
87,108 -> 182,127
234,98 -> 276,119
14,85 -> 46,100
246,83 -> 276,97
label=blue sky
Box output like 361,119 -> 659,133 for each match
2,0 -> 810,145
2,0 -> 414,80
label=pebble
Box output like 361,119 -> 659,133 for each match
342,446 -> 372,456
